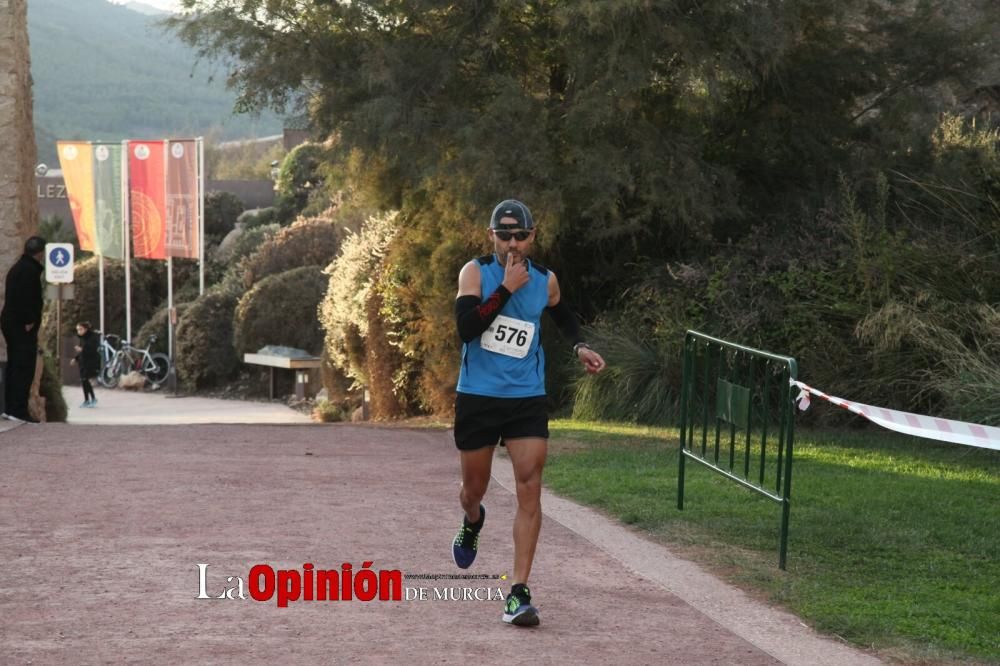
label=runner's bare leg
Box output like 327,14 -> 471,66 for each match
504,437 -> 547,583
459,445 -> 494,523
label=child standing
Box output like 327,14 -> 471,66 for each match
72,321 -> 100,407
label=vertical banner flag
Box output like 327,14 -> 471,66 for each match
92,142 -> 123,259
128,141 -> 167,259
57,141 -> 96,251
165,139 -> 200,259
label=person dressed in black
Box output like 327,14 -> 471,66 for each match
71,321 -> 100,408
1,236 -> 45,423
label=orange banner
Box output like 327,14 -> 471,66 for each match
165,139 -> 200,259
128,141 -> 167,260
57,141 -> 96,251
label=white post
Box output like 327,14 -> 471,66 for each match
98,255 -> 105,335
198,136 -> 205,295
121,140 -> 131,340
161,139 -> 169,350
167,256 -> 174,362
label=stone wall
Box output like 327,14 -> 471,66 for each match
0,0 -> 38,361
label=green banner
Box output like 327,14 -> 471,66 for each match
92,142 -> 123,259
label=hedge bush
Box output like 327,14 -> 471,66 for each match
241,213 -> 341,289
274,142 -> 334,222
204,190 -> 245,241
174,285 -> 241,390
136,302 -> 194,355
222,223 -> 280,267
319,212 -> 398,384
233,266 -> 327,357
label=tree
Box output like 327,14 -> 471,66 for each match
170,0 -> 1000,414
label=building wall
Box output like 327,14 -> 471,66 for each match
36,176 -> 276,224
0,0 -> 39,362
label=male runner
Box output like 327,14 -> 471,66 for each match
451,199 -> 606,626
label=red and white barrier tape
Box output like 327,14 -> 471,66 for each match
791,379 -> 1000,452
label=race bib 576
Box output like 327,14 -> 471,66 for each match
480,315 -> 535,359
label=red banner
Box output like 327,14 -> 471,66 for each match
128,141 -> 167,259
165,139 -> 200,259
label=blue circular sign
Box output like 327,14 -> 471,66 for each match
48,247 -> 70,267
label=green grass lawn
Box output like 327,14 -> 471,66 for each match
544,419 -> 1000,663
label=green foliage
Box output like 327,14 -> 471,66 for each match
174,285 -> 241,390
219,222 -> 279,267
204,191 -> 245,242
312,398 -> 344,423
571,323 -> 682,425
858,301 -> 1000,426
232,266 -> 327,357
205,138 -> 285,181
379,195 -> 493,415
240,213 -> 342,289
38,215 -> 78,251
136,303 -> 193,356
363,289 -> 409,419
172,0 -> 1000,417
240,207 -> 280,230
319,212 -> 399,386
274,143 -> 334,223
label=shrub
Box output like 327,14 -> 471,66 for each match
240,207 -> 279,229
174,285 -> 241,389
312,398 -> 344,422
233,266 -> 327,357
857,300 -> 1000,425
571,322 -> 681,425
319,346 -> 355,407
364,289 -> 408,418
274,143 -> 333,222
319,212 -> 398,385
204,190 -> 245,241
136,302 -> 194,355
241,213 -> 342,289
225,223 -> 280,266
379,198 -> 497,415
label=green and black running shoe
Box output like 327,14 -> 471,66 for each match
502,583 -> 539,627
452,505 -> 485,569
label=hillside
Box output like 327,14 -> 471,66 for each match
29,0 -> 284,166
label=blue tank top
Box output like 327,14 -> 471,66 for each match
456,254 -> 550,398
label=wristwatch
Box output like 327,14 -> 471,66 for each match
573,342 -> 592,354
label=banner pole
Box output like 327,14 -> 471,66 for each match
121,141 -> 131,341
124,230 -> 132,342
168,256 -> 174,363
198,136 -> 205,295
98,255 -> 105,335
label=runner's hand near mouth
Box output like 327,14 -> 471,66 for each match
502,253 -> 529,293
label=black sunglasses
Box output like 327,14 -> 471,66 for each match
494,230 -> 531,241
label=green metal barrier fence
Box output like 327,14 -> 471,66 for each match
677,330 -> 798,569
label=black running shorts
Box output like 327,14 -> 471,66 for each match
453,393 -> 549,451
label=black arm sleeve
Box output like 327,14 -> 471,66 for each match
545,299 -> 583,345
455,286 -> 512,343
